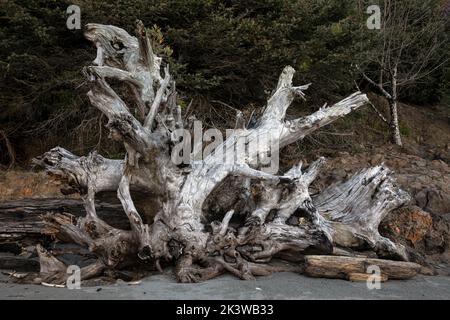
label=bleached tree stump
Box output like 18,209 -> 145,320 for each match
29,21 -> 414,284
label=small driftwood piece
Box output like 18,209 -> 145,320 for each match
303,255 -> 421,280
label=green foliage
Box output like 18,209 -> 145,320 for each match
400,124 -> 412,137
70,0 -> 367,102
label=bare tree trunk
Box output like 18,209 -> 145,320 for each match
21,21 -> 417,285
389,66 -> 403,146
388,99 -> 402,146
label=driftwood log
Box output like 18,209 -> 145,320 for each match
303,255 -> 421,280
12,21 -> 420,284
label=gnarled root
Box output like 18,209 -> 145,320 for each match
33,147 -> 123,196
18,212 -> 140,285
9,244 -> 105,286
29,21 -> 416,285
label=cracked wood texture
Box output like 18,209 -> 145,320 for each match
22,21 -> 419,284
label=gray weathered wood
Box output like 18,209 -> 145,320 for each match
23,21 -> 416,285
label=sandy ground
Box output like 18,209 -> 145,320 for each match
1,271 -> 449,300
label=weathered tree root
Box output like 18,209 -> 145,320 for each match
26,21 -> 420,285
7,243 -> 105,286
313,165 -> 411,261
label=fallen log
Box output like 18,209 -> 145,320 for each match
0,198 -> 129,242
303,255 -> 421,280
0,254 -> 39,272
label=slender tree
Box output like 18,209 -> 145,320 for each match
358,0 -> 448,146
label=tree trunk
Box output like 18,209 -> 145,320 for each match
19,21 -> 417,285
389,66 -> 403,146
389,99 -> 402,146
303,255 -> 421,280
